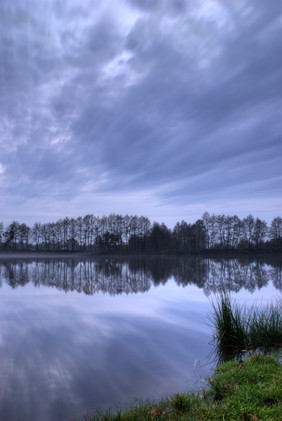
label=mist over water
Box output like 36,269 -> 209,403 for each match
0,256 -> 281,421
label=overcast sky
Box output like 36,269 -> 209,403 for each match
1,0 -> 281,227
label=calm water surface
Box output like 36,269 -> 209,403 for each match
0,256 -> 281,421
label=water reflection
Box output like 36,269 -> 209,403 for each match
0,267 -> 212,421
0,256 -> 281,421
1,257 -> 281,295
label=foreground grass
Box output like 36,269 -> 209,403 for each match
81,353 -> 281,421
208,295 -> 282,362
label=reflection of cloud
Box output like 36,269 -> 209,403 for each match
0,295 -> 211,421
0,161 -> 5,174
1,255 -> 279,420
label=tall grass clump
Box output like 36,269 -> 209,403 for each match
209,294 -> 282,362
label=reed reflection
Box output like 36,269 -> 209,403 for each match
1,257 -> 281,295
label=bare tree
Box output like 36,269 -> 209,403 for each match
252,218 -> 268,249
32,222 -> 42,250
269,217 -> 282,249
19,223 -> 30,250
4,221 -> 20,249
242,214 -> 255,249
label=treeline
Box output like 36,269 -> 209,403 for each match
1,258 -> 281,296
0,213 -> 281,252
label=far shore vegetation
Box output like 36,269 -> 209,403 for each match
1,213 -> 281,253
81,296 -> 281,421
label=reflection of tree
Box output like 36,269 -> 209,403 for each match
0,257 -> 281,296
173,257 -> 208,289
128,258 -> 174,286
201,259 -> 269,295
5,261 -> 30,288
269,259 -> 282,290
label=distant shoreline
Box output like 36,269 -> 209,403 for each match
0,249 -> 281,260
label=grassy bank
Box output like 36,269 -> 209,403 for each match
81,353 -> 281,421
209,295 -> 282,362
81,298 -> 281,420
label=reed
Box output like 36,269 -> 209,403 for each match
209,294 -> 282,361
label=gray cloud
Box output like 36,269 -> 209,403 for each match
0,0 -> 281,225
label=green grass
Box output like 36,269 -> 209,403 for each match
80,353 -> 282,420
208,294 -> 282,362
79,298 -> 281,420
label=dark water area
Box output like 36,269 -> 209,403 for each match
0,256 -> 281,421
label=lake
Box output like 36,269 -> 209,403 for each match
0,255 -> 281,421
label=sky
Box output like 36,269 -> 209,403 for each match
0,0 -> 281,228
